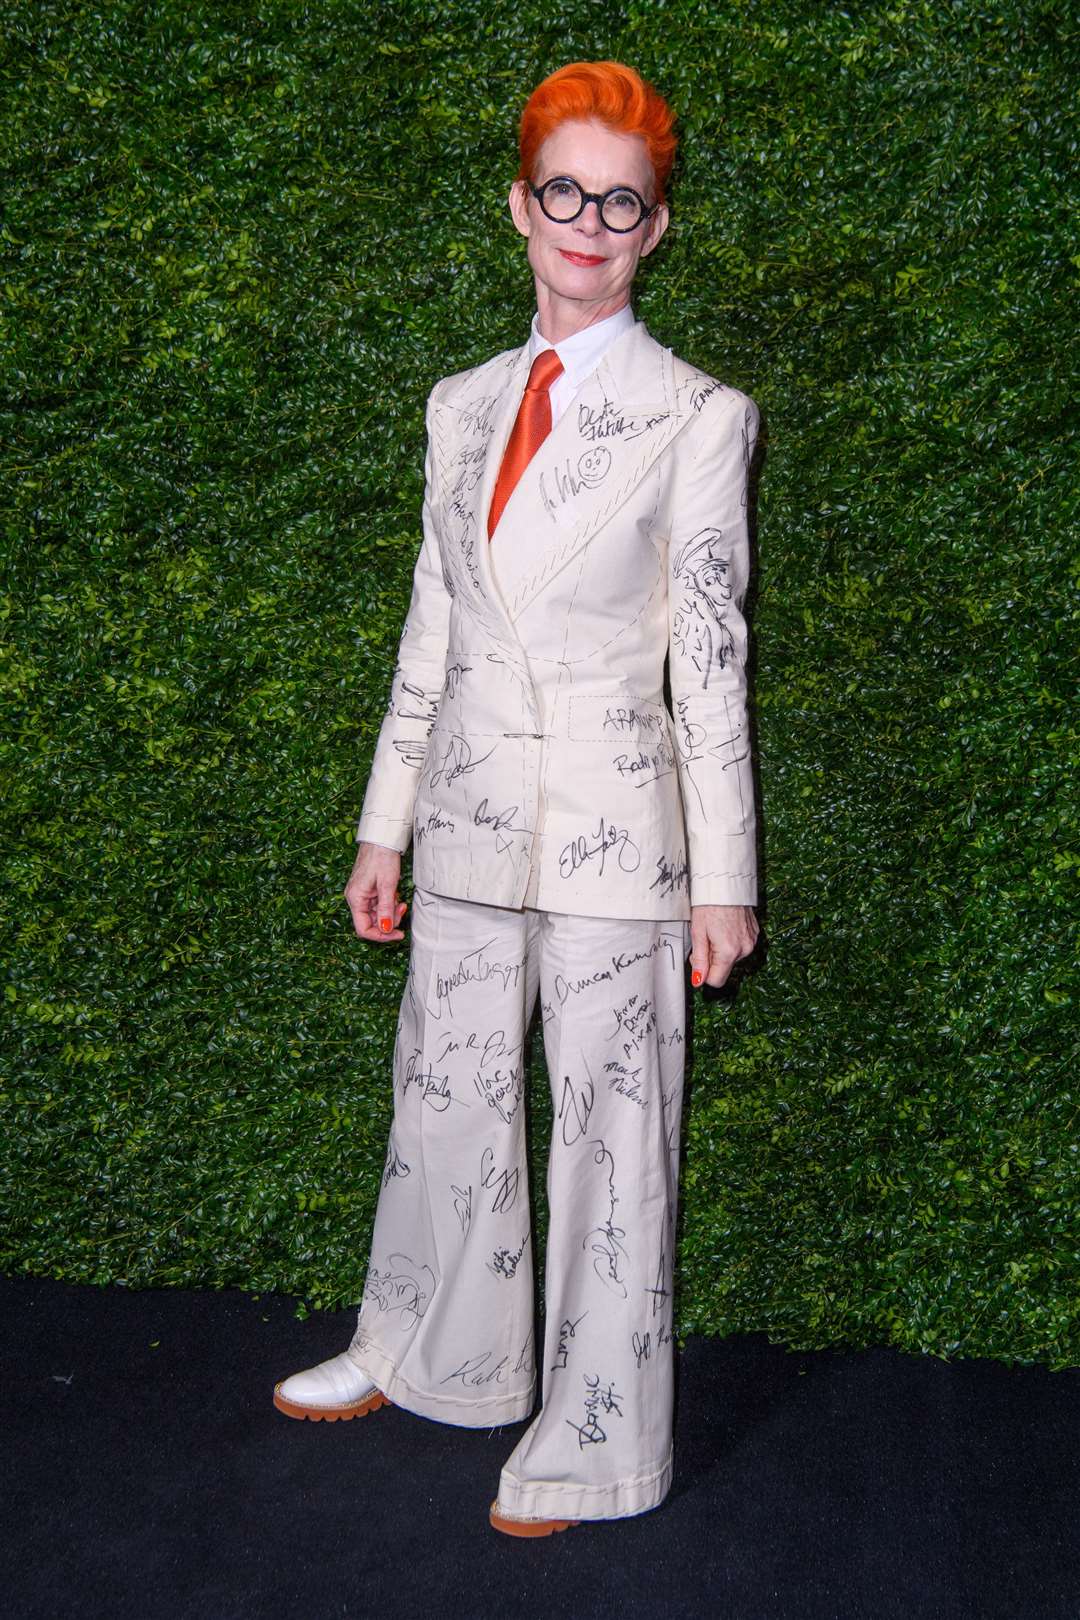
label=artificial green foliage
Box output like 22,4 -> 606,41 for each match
1,1 -> 1076,1364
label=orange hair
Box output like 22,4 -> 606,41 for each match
517,61 -> 677,204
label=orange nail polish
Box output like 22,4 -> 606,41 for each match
691,969 -> 702,987
379,916 -> 391,931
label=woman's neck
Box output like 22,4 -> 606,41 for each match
534,285 -> 631,346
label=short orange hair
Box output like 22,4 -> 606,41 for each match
517,61 -> 677,204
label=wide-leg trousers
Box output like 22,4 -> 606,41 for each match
346,885 -> 691,1521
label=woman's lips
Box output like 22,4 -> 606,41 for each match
558,249 -> 606,266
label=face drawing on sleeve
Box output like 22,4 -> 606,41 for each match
671,528 -> 737,688
695,557 -> 730,599
577,445 -> 612,487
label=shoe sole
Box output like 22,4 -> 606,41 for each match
272,1385 -> 391,1422
489,1500 -> 581,1538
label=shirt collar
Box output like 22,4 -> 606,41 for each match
528,303 -> 636,391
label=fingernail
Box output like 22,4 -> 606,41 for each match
380,917 -> 391,931
691,970 -> 702,987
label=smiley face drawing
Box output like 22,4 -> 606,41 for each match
577,445 -> 612,487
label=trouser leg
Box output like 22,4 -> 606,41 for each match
496,910 -> 691,1520
346,886 -> 541,1427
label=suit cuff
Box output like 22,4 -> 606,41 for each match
689,871 -> 758,907
356,813 -> 412,854
687,829 -> 757,907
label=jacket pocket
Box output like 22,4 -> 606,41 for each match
559,694 -> 680,820
566,693 -> 672,747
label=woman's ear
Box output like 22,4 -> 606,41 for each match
508,177 -> 532,239
640,201 -> 670,259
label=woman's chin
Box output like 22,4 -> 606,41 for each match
538,261 -> 619,303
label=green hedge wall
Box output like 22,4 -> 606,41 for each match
2,1 -> 1077,1366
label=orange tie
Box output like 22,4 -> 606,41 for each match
487,348 -> 565,538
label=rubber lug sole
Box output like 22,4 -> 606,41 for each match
272,1385 -> 391,1422
489,1500 -> 581,1538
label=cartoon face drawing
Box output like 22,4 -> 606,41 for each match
671,528 -> 737,689
672,529 -> 731,600
694,557 -> 732,600
577,445 -> 612,487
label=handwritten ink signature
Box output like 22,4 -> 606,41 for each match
558,817 -> 641,880
649,850 -> 689,897
393,679 -> 441,730
433,944 -> 525,1016
451,1182 -> 472,1236
644,1248 -> 670,1318
608,993 -> 656,1063
604,1059 -> 648,1109
440,1350 -> 510,1389
552,967 -> 612,1002
480,1145 -> 520,1213
557,1072 -> 595,1146
382,1143 -> 411,1187
428,733 -> 496,790
487,1230 -> 529,1280
402,1049 -> 456,1112
632,1319 -> 673,1369
613,738 -> 676,787
601,704 -> 666,735
473,797 -> 525,856
473,1034 -> 525,1125
550,1310 -> 589,1371
443,661 -> 474,698
392,737 -> 429,769
565,1370 -> 624,1449
578,402 -> 669,443
689,378 -> 725,413
414,805 -> 455,846
583,1139 -> 629,1298
612,934 -> 681,976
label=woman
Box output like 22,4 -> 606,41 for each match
274,59 -> 761,1537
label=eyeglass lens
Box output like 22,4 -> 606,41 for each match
539,178 -> 646,231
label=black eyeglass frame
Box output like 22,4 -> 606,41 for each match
526,175 -> 660,233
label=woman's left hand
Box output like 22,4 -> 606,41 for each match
688,904 -> 760,989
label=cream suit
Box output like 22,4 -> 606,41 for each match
345,316 -> 760,1522
354,317 -> 760,917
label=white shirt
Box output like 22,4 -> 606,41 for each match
528,303 -> 636,426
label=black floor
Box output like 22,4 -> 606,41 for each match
3,1274 -> 1078,1619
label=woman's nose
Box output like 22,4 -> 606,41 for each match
574,200 -> 605,236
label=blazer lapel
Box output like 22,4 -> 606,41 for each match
430,343 -> 533,661
430,320 -> 692,640
491,320 -> 687,618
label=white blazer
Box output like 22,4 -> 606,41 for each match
355,318 -> 760,922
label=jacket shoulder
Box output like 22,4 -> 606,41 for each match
666,349 -> 759,425
428,343 -> 525,409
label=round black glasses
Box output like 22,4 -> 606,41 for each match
527,176 -> 658,233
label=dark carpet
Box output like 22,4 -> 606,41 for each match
2,1274 -> 1077,1619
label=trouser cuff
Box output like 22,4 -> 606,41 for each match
495,1448 -> 673,1521
346,1338 -> 536,1429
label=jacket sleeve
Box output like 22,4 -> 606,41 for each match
667,388 -> 760,906
355,389 -> 452,853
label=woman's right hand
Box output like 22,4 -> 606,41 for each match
344,841 -> 408,942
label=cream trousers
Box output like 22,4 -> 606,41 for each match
346,885 -> 690,1521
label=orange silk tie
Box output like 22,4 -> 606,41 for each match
487,348 -> 565,538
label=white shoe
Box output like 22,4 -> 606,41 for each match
273,1350 -> 391,1422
